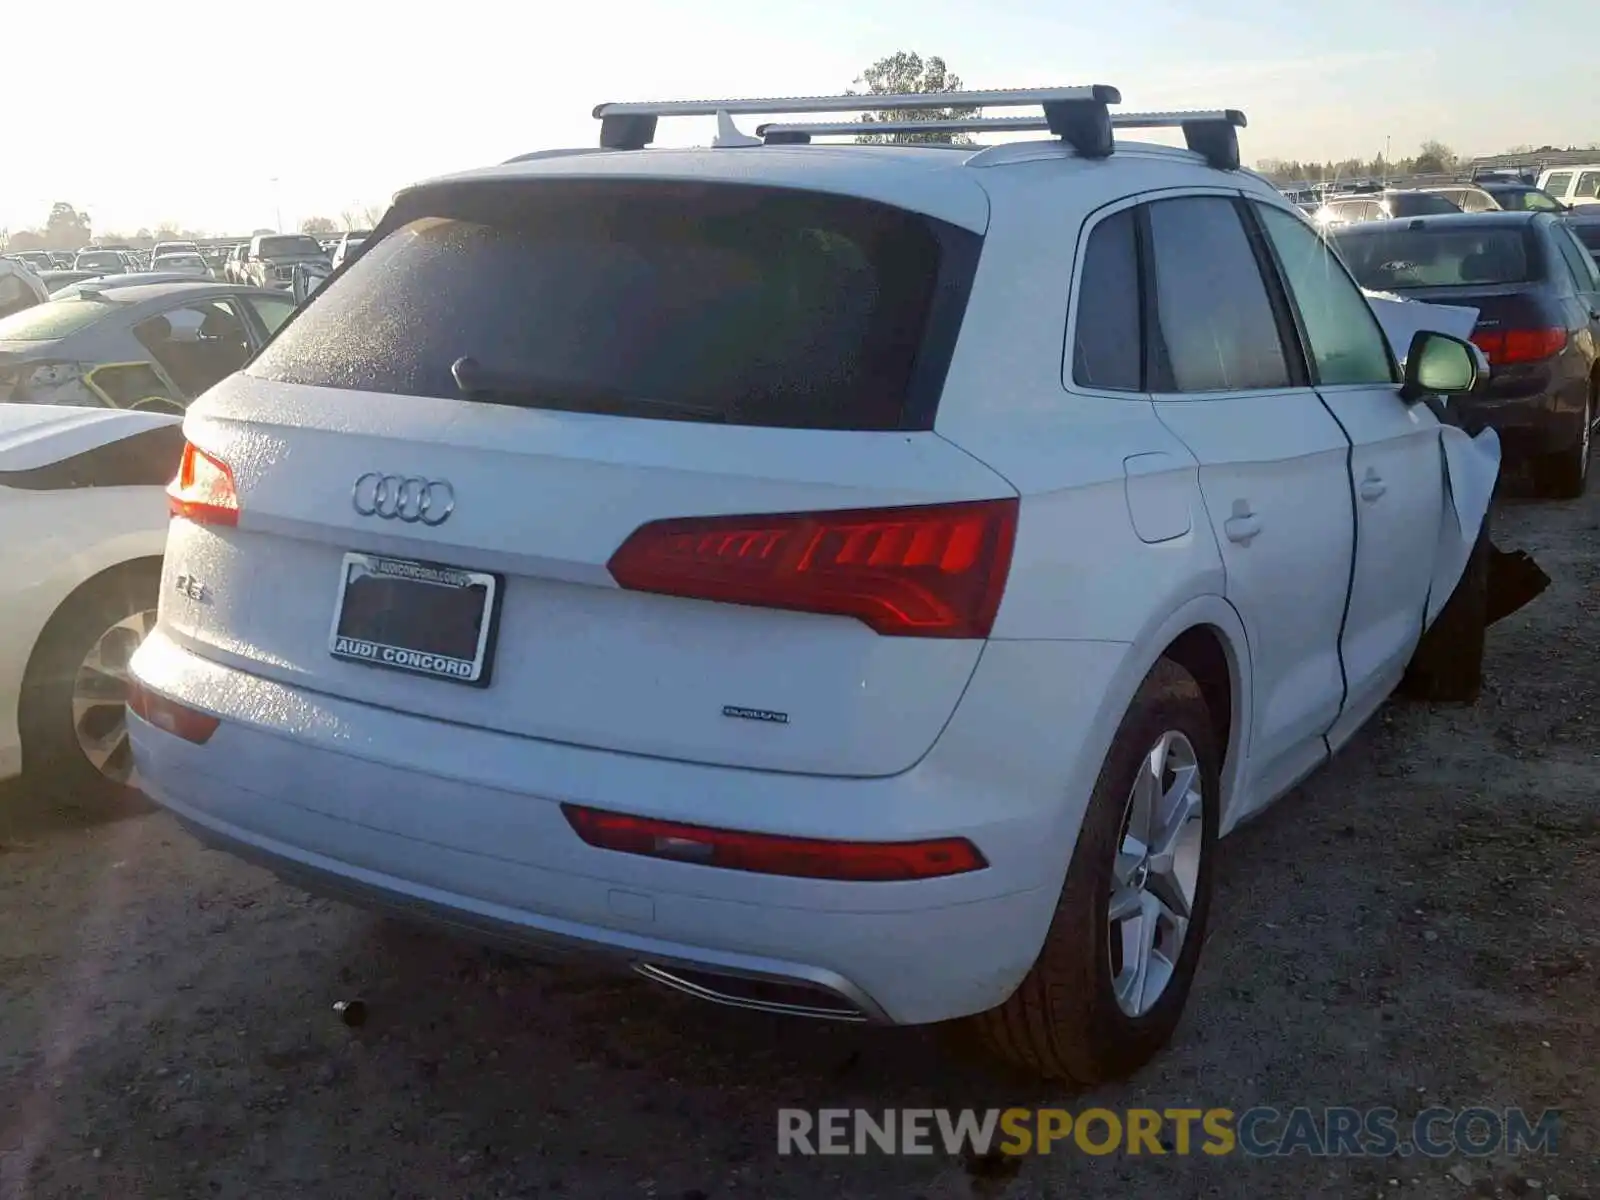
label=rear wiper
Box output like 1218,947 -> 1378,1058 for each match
449,356 -> 725,422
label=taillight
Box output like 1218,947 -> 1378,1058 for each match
1470,327 -> 1568,365
127,680 -> 219,744
606,498 -> 1018,638
167,441 -> 239,526
562,804 -> 986,881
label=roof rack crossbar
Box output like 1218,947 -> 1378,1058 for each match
757,107 -> 1248,170
594,85 -> 1121,151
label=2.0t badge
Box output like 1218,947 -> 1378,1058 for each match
351,473 -> 455,526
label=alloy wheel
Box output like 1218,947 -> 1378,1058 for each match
1107,729 -> 1207,1018
71,609 -> 157,784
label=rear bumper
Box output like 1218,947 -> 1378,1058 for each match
129,630 -> 1131,1025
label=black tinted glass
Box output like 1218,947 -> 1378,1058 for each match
1071,208 -> 1141,390
1331,226 -> 1538,289
1387,193 -> 1461,217
250,181 -> 975,431
1146,196 -> 1291,392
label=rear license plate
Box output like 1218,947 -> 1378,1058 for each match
328,553 -> 500,686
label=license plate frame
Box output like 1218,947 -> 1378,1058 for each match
327,552 -> 501,687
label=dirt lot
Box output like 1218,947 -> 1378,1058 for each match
2,483 -> 1597,1200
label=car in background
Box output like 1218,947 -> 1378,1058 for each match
0,280 -> 297,414
242,233 -> 330,290
222,244 -> 250,284
73,248 -> 127,275
1314,189 -> 1461,226
40,271 -> 102,296
0,259 -> 50,320
1537,166 -> 1600,210
1416,184 -> 1504,214
151,252 -> 212,279
7,251 -> 58,274
0,404 -> 180,809
1331,212 -> 1600,496
1477,181 -> 1566,213
329,229 -> 371,270
52,272 -> 233,297
151,240 -> 200,262
48,252 -> 74,269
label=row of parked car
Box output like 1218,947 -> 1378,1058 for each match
1277,172 -> 1600,495
0,89 -> 1579,1090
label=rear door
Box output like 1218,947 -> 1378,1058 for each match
166,177 -> 1015,779
1250,201 -> 1444,744
1138,193 -> 1355,807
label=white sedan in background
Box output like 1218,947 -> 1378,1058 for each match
0,405 -> 178,809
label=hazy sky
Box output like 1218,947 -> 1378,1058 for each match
6,0 -> 1593,236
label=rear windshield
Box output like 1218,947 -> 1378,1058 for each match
248,180 -> 977,431
256,236 -> 324,258
0,298 -> 112,342
1330,225 -> 1538,289
74,252 -> 123,270
1386,193 -> 1460,217
1486,186 -> 1562,212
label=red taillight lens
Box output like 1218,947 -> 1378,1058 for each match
127,680 -> 219,744
1470,327 -> 1567,365
167,441 -> 239,526
561,804 -> 986,881
606,498 -> 1018,638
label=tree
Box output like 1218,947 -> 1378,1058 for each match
851,52 -> 977,146
7,230 -> 45,251
1412,139 -> 1457,175
42,202 -> 92,251
252,227 -> 275,236
301,215 -> 338,235
339,203 -> 388,230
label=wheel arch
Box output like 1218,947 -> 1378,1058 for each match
19,555 -> 164,704
1099,595 -> 1253,836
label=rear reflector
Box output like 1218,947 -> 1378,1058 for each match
168,441 -> 239,526
127,680 -> 219,744
562,804 -> 986,881
606,498 -> 1018,638
1471,327 -> 1567,365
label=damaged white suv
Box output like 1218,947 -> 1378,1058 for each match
129,85 -> 1519,1081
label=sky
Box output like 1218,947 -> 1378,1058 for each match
6,0 -> 1595,237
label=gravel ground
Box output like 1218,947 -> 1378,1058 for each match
1,484 -> 1596,1200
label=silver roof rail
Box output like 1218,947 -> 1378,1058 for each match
593,85 -> 1122,158
756,108 -> 1247,170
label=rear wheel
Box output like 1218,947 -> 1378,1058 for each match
965,659 -> 1219,1083
18,562 -> 160,816
1539,391 -> 1591,499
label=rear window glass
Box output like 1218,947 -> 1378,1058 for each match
1385,193 -> 1460,217
256,236 -> 324,258
0,298 -> 112,341
1330,226 -> 1538,289
249,181 -> 974,430
74,252 -> 123,270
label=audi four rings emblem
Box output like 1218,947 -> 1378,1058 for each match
351,472 -> 456,526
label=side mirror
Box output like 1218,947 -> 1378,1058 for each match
1400,330 -> 1479,403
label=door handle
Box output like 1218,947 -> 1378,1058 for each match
1359,475 -> 1387,502
1224,501 -> 1261,545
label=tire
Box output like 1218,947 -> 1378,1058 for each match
17,561 -> 161,817
1538,392 -> 1592,499
1399,508 -> 1489,704
964,658 -> 1220,1083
